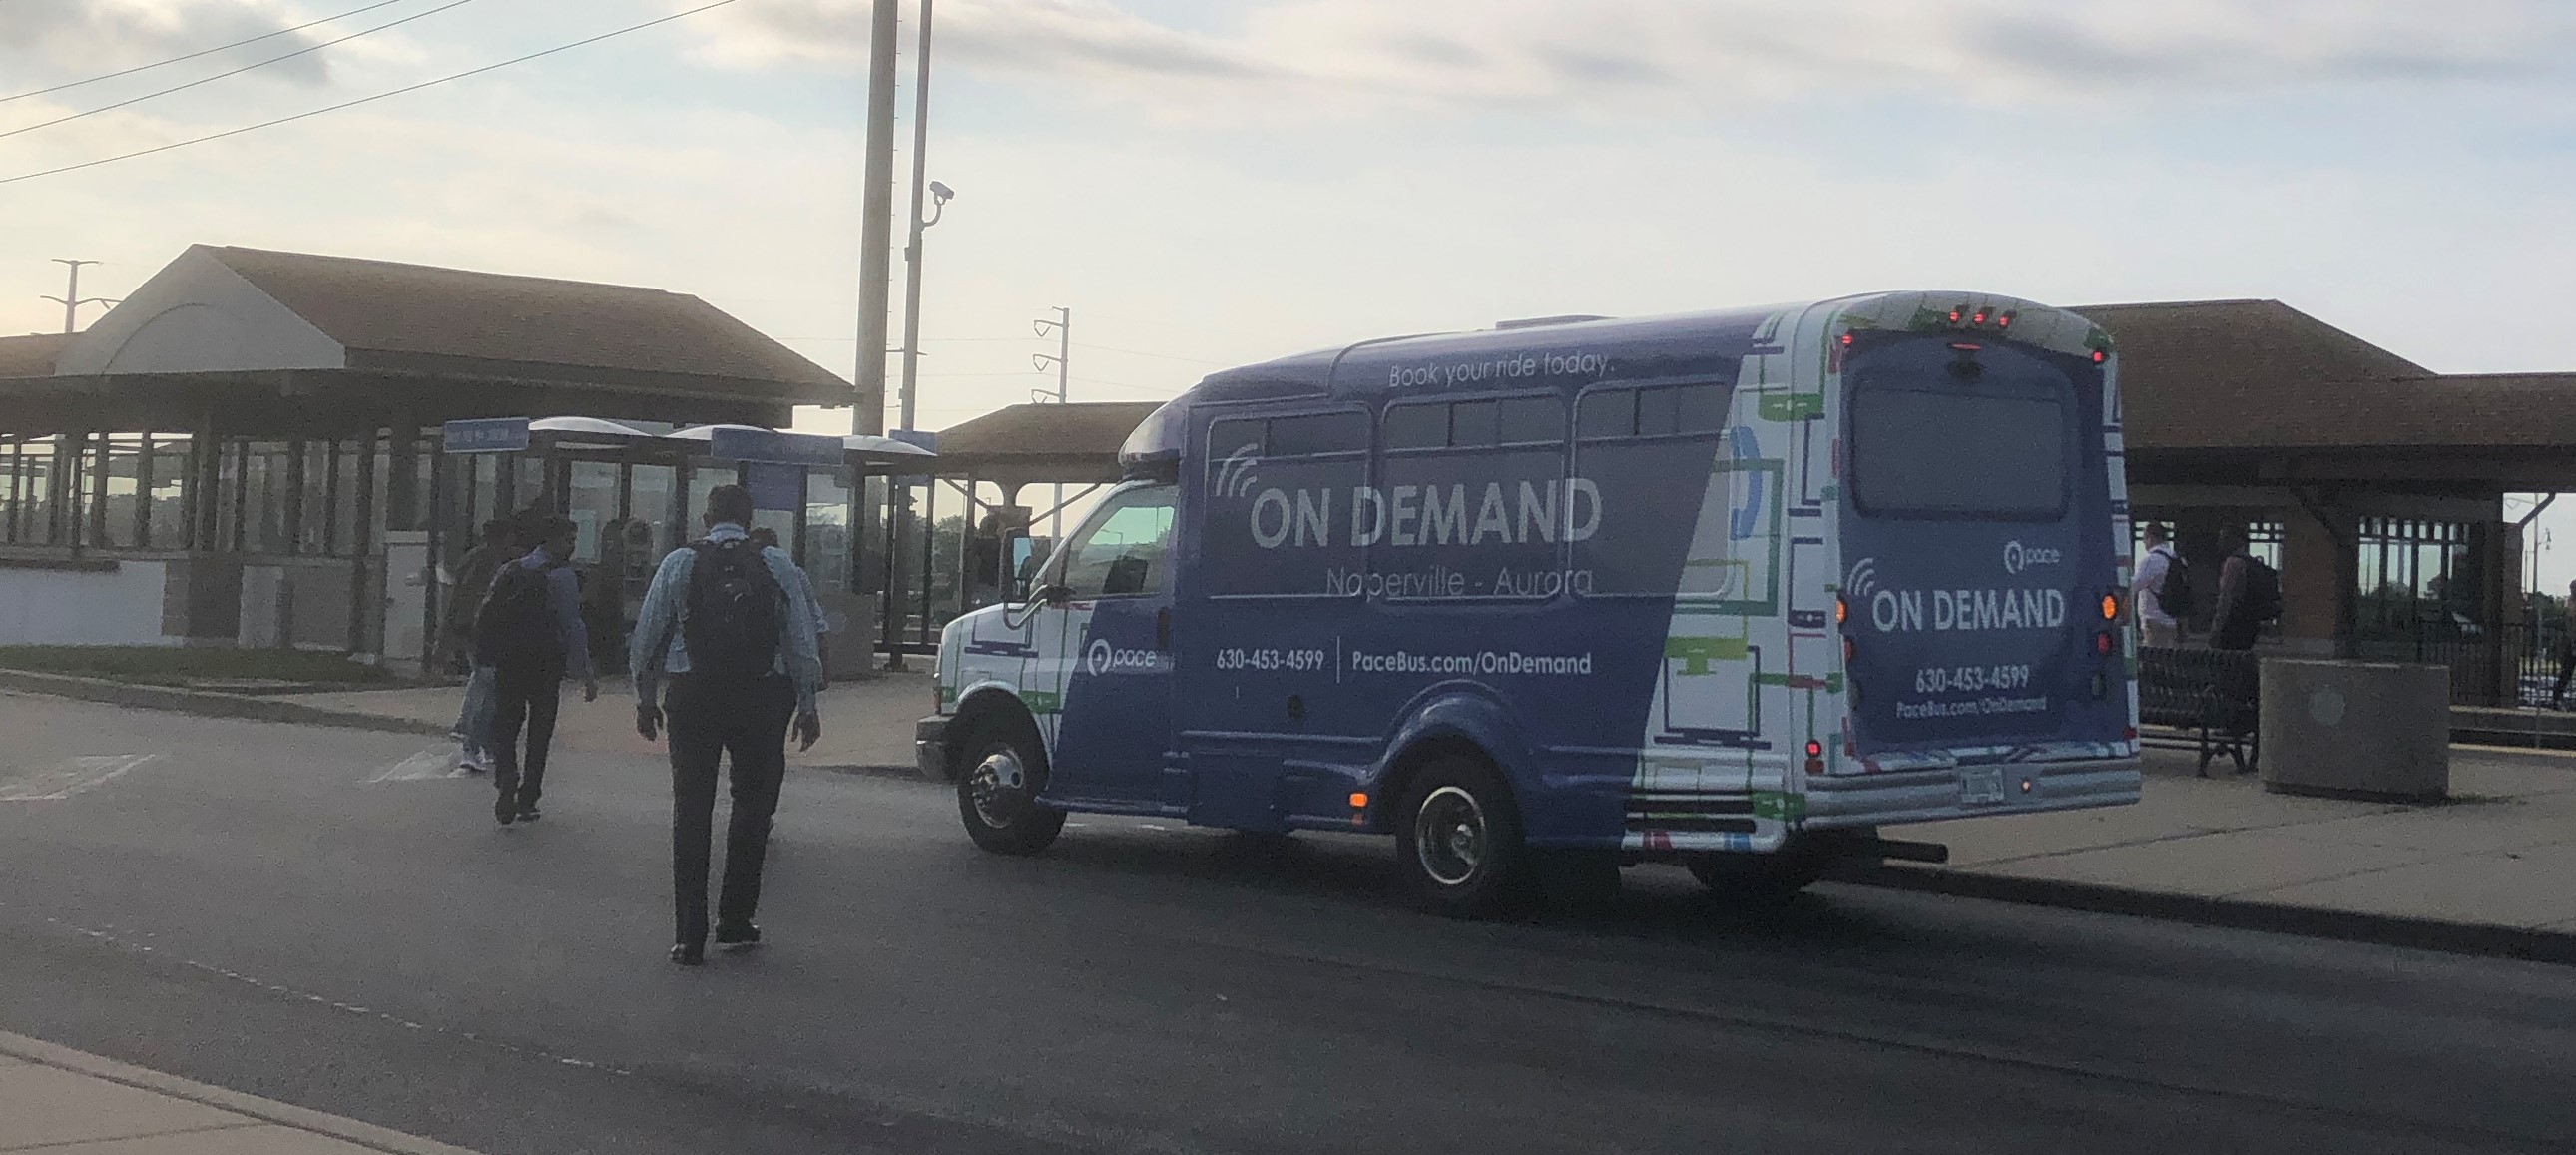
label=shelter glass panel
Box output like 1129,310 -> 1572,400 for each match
21,439 -> 57,545
630,464 -> 678,562
567,461 -> 619,563
332,438 -> 366,556
149,436 -> 190,549
806,467 -> 853,594
686,459 -> 735,530
244,441 -> 292,555
0,439 -> 18,543
300,441 -> 331,556
100,435 -> 144,549
2358,517 -> 2477,640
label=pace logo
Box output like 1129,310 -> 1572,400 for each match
2002,540 -> 2062,575
1085,637 -> 1169,677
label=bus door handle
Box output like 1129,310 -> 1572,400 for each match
1155,608 -> 1171,651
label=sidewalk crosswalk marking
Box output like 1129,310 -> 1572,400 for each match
368,747 -> 471,784
0,754 -> 162,802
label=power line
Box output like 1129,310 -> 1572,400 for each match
0,0 -> 488,143
1076,341 -> 1229,365
0,0 -> 414,105
0,0 -> 744,188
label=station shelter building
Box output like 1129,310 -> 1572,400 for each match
0,245 -> 922,677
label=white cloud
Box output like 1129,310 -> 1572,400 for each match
0,0 -> 359,89
697,0 -> 2576,117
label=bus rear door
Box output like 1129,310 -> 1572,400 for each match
1838,333 -> 2123,766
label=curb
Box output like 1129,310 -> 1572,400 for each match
0,1028 -> 483,1155
1844,863 -> 2576,966
0,669 -> 448,738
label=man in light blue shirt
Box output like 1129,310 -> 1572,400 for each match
629,484 -> 823,965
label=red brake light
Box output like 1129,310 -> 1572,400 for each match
1838,333 -> 1854,347
2095,631 -> 2115,656
2091,349 -> 2108,363
1805,740 -> 1823,758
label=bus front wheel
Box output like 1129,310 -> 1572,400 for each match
956,717 -> 1066,856
1394,756 -> 1535,919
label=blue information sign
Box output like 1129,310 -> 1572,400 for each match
745,462 -> 804,511
710,427 -> 842,467
442,417 -> 531,454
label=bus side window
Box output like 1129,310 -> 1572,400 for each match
1382,403 -> 1446,450
1578,388 -> 1638,439
1496,396 -> 1565,444
1268,412 -> 1367,457
1449,400 -> 1499,447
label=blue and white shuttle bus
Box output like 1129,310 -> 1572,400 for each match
917,293 -> 2141,916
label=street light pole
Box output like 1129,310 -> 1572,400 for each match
853,0 -> 901,435
896,0 -> 940,436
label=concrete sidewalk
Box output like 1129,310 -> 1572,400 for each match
0,1031 -> 478,1154
1881,744 -> 2576,952
284,672 -> 932,774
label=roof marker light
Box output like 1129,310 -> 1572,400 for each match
1997,311 -> 2015,329
2091,349 -> 2108,363
1972,308 -> 1989,325
1838,333 -> 1854,347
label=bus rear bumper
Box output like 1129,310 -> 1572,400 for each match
1803,757 -> 2141,830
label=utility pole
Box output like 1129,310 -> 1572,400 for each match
42,259 -> 113,333
895,0 -> 941,436
852,0 -> 901,435
1032,306 -> 1070,542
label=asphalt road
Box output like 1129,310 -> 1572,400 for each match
2,692 -> 2572,1155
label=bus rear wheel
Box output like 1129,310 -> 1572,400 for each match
955,717 -> 1065,856
1394,756 -> 1535,919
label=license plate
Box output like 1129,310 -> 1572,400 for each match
1960,767 -> 2006,806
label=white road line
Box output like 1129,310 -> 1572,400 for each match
0,754 -> 162,802
367,747 -> 471,784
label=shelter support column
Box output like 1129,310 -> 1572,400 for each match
2281,499 -> 2349,658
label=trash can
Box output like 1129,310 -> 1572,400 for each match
2259,658 -> 2449,803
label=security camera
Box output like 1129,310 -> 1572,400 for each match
929,181 -> 954,203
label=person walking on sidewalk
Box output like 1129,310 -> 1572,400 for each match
631,485 -> 823,966
2206,526 -> 2282,653
473,516 -> 598,827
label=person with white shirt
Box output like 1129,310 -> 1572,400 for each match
2134,524 -> 2183,648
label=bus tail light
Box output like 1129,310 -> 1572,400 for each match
2094,630 -> 2115,656
2091,349 -> 2108,364
1804,740 -> 1824,775
2100,592 -> 2121,622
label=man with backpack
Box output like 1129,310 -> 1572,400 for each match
473,516 -> 598,827
2134,524 -> 2189,648
630,485 -> 824,966
2207,525 -> 2284,652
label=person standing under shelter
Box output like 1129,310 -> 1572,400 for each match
473,516 -> 598,827
2133,523 -> 2186,648
750,525 -> 832,682
631,486 -> 823,966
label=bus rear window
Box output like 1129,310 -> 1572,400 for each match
1850,385 -> 2068,520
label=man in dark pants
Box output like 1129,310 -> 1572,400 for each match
631,486 -> 824,966
477,516 -> 598,827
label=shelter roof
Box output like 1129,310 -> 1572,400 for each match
196,246 -> 844,393
933,401 -> 1168,486
2073,298 -> 2431,451
0,332 -> 67,378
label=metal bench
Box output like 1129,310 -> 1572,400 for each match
2137,647 -> 2260,775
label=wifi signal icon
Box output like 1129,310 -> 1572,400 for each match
1216,444 -> 1264,499
1843,557 -> 1880,602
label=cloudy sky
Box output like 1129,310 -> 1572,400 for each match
5,0 -> 2576,566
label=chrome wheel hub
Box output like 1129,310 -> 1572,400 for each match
1413,785 -> 1487,886
968,748 -> 1027,827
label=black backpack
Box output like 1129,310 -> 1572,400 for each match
2154,548 -> 2197,620
473,560 -> 567,670
2242,555 -> 2284,624
683,539 -> 783,682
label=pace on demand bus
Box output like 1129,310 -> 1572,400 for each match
916,292 -> 2142,917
